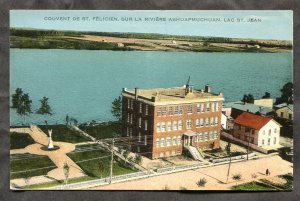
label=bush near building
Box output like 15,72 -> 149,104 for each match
39,125 -> 91,143
10,132 -> 35,149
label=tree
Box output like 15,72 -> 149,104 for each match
242,94 -> 248,104
262,92 -> 271,99
16,93 -> 32,125
36,97 -> 53,125
135,154 -> 142,165
123,150 -> 130,164
63,162 -> 70,185
111,96 -> 122,122
98,161 -> 105,178
65,114 -> 69,126
11,88 -> 23,108
241,94 -> 254,104
275,82 -> 293,104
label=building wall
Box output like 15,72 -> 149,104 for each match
257,120 -> 281,147
233,124 -> 259,145
253,99 -> 273,108
276,107 -> 293,120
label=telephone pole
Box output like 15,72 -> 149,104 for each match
247,132 -> 250,160
109,138 -> 114,184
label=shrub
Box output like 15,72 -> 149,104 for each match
197,178 -> 207,187
232,173 -> 242,181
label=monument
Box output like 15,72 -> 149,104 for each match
48,129 -> 54,149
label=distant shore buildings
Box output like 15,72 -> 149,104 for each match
121,83 -> 224,159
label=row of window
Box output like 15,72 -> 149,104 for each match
156,117 -> 219,133
127,113 -> 148,131
126,128 -> 148,145
262,137 -> 277,146
156,136 -> 182,147
237,125 -> 278,136
157,102 -> 220,117
193,131 -> 219,142
127,99 -> 149,115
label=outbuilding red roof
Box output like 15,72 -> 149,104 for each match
234,112 -> 272,130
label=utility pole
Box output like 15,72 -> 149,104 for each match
109,138 -> 114,184
226,141 -> 232,183
247,132 -> 250,160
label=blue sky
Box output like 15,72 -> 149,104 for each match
10,10 -> 293,40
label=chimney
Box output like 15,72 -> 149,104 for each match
122,88 -> 127,92
205,85 -> 211,93
151,96 -> 158,102
135,88 -> 139,100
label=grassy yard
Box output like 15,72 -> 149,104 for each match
78,122 -> 121,140
10,132 -> 35,149
67,144 -> 136,178
232,174 -> 293,191
39,124 -> 91,143
10,153 -> 56,179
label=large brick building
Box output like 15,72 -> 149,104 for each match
122,84 -> 224,159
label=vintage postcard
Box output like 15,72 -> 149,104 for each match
9,10 -> 293,190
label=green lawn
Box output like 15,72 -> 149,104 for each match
39,124 -> 91,143
260,174 -> 293,190
10,153 -> 57,179
10,132 -> 35,149
78,122 -> 121,140
232,181 -> 277,191
67,144 -> 136,178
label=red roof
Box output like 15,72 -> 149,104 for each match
234,112 -> 272,130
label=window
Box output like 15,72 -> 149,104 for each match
174,106 -> 179,115
168,107 -> 173,116
173,121 -> 178,131
178,120 -> 183,130
204,132 -> 208,140
251,130 -> 255,135
200,118 -> 204,127
262,139 -> 265,145
156,123 -> 161,133
186,120 -> 192,129
144,135 -> 147,145
130,114 -> 133,124
137,146 -> 140,153
274,128 -> 277,133
161,122 -> 166,132
162,107 -> 167,116
139,103 -> 142,113
167,122 -> 172,131
198,133 -> 203,141
160,138 -> 165,147
160,152 -> 164,157
197,104 -> 201,113
177,136 -> 182,144
127,99 -> 130,109
211,102 -> 215,112
210,131 -> 214,139
127,113 -> 130,123
214,131 -> 218,139
144,120 -> 148,131
129,128 -> 132,138
156,138 -> 160,147
280,112 -> 284,118
196,119 -> 200,128
145,105 -> 149,115
166,137 -> 171,146
126,127 -> 129,136
179,106 -> 183,115
173,137 -> 177,145
268,138 -> 270,145
188,104 -> 193,114
157,108 -> 162,116
138,117 -> 142,128
201,103 -> 205,113
210,117 -> 214,126
214,117 -> 218,125
274,137 -> 277,145
206,102 -> 210,111
138,132 -> 141,142
205,118 -> 209,126
263,130 -> 265,135
268,129 -> 271,136
130,99 -> 133,109
289,114 -> 292,120
216,102 -> 219,111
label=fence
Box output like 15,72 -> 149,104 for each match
156,161 -> 209,173
211,153 -> 256,163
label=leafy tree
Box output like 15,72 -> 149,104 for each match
36,97 -> 53,125
135,154 -> 142,165
262,92 -> 271,99
15,92 -> 32,125
11,88 -> 23,108
241,94 -> 254,104
111,96 -> 122,122
275,82 -> 293,104
197,178 -> 207,187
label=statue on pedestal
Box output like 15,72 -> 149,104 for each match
48,129 -> 54,149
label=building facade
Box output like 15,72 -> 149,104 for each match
122,84 -> 224,159
233,112 -> 281,148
